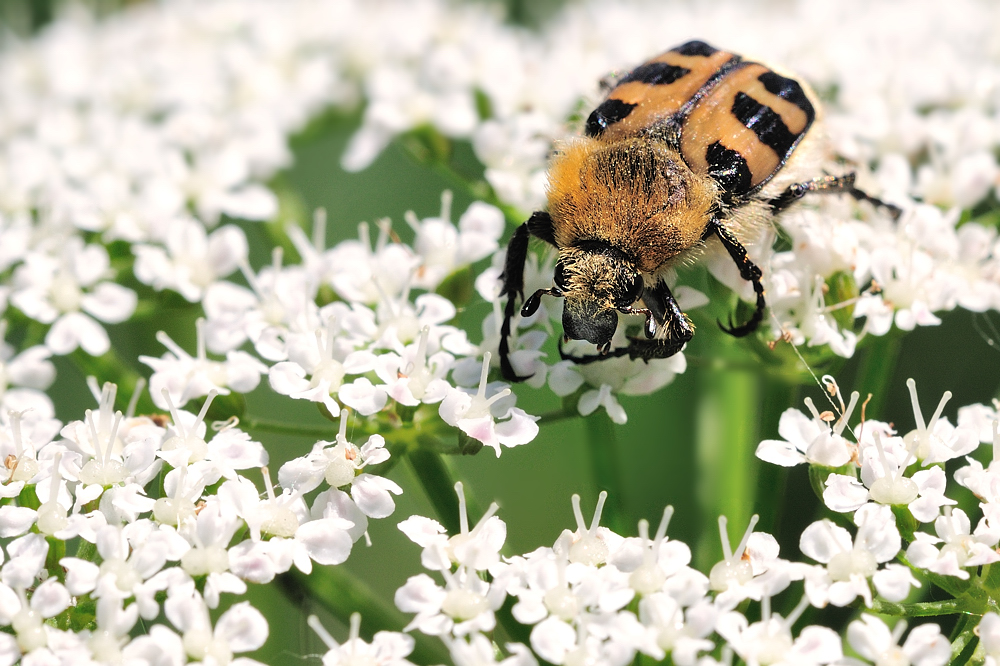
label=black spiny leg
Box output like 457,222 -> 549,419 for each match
499,211 -> 555,382
560,280 -> 693,364
708,219 -> 767,338
768,172 -> 902,220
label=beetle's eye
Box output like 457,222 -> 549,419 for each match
553,262 -> 570,292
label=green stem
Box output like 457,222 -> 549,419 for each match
949,614 -> 981,665
583,410 -> 627,535
278,568 -> 449,666
694,367 -> 761,572
852,332 -> 902,421
536,407 -> 579,426
752,375 -> 797,536
868,598 -> 964,617
45,536 -> 65,575
899,554 -> 972,599
396,127 -> 525,225
407,448 -> 466,535
242,418 -> 337,440
426,160 -> 524,225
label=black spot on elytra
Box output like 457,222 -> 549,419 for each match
731,91 -> 797,158
585,98 -> 637,137
705,141 -> 752,195
673,40 -> 717,57
621,62 -> 690,86
758,71 -> 816,124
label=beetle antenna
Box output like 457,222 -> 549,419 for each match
521,287 -> 563,317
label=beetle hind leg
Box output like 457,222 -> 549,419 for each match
769,172 -> 902,220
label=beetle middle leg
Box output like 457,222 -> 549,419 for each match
706,218 -> 767,338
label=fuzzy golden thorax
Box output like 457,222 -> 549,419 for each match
546,136 -> 719,273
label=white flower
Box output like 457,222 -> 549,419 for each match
310,613 -> 416,666
637,596 -> 716,666
163,588 -> 269,664
0,579 -> 71,662
905,507 -> 1000,579
709,516 -> 799,609
174,498 -> 247,608
798,504 -> 914,607
953,416 -> 1000,504
447,633 -> 537,666
407,193 -> 506,290
823,429 -> 956,521
202,255 -> 317,360
267,313 -> 382,416
439,353 -> 539,456
395,564 -> 505,638
716,598 -> 842,666
397,481 -> 505,571
278,410 -> 401,519
133,220 -> 247,302
141,321 -> 266,411
843,615 -> 949,666
60,521 -> 188,620
756,394 -> 857,468
218,472 -> 356,574
86,595 -> 141,664
11,238 -> 136,356
608,507 -> 702,599
157,392 -> 268,476
978,612 -> 1000,666
374,326 -> 454,406
900,379 -> 978,465
324,220 -> 420,304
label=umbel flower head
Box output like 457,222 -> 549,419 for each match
0,0 -> 997,664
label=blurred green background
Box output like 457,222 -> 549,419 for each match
7,0 -> 1000,663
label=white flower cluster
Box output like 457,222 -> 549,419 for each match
758,377 -> 1000,586
3,0 -> 997,425
0,0 -> 999,663
0,375 -> 422,664
391,483 -> 955,666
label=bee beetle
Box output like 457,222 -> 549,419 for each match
498,40 -> 897,381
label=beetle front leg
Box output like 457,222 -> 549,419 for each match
560,279 -> 693,364
499,211 -> 555,382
